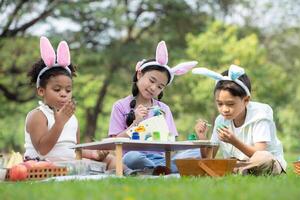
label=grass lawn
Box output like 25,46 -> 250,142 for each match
1,153 -> 299,200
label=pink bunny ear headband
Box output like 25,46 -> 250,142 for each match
135,41 -> 198,85
192,64 -> 251,96
36,36 -> 71,88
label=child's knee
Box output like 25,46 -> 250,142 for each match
251,151 -> 273,164
123,151 -> 152,169
123,152 -> 143,164
251,151 -> 276,173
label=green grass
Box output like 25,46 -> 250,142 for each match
1,153 -> 299,200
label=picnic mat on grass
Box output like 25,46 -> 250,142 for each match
43,173 -> 181,182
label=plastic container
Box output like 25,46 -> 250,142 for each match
0,154 -> 4,168
0,168 -> 7,181
5,166 -> 67,181
54,159 -> 107,175
187,133 -> 197,140
293,161 -> 300,175
152,131 -> 160,141
131,132 -> 140,140
168,134 -> 176,142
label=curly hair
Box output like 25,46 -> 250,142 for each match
27,59 -> 76,88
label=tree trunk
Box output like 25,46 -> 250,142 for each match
83,64 -> 116,141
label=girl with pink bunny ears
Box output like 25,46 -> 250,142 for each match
25,36 -> 122,172
108,41 -> 197,173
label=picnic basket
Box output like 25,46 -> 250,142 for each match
175,158 -> 237,177
293,161 -> 300,175
6,166 -> 67,181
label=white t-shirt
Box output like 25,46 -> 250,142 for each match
24,101 -> 78,161
211,101 -> 287,170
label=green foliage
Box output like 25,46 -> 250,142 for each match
263,27 -> 300,151
0,1 -> 300,153
0,37 -> 38,103
0,37 -> 39,151
166,22 -> 286,137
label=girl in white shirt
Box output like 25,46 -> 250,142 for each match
25,36 -> 115,169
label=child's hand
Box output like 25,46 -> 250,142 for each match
54,100 -> 76,125
217,127 -> 236,144
194,119 -> 209,139
134,104 -> 149,123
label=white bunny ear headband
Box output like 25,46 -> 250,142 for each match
36,36 -> 71,88
192,64 -> 251,96
135,41 -> 198,85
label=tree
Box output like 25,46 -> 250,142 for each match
263,27 -> 300,151
0,0 -> 239,150
3,0 -> 298,151
55,0 -> 230,140
0,0 -> 63,103
168,21 -> 288,139
0,0 -> 60,38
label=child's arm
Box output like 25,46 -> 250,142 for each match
82,149 -> 109,161
26,101 -> 75,155
112,117 -> 142,138
77,126 -> 109,161
194,120 -> 219,158
113,104 -> 149,138
218,127 -> 267,157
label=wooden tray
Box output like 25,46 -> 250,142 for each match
175,158 -> 237,177
6,166 -> 67,181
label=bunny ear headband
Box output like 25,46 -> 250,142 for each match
135,41 -> 198,85
36,36 -> 71,88
192,64 -> 251,96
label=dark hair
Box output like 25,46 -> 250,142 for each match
214,70 -> 251,98
126,59 -> 171,126
28,59 -> 76,88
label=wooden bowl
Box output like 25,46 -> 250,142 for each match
175,158 -> 237,177
293,161 -> 300,175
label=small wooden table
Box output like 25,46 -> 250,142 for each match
73,138 -> 218,176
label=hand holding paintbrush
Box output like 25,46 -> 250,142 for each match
194,119 -> 211,139
147,105 -> 165,116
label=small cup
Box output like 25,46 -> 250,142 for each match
168,134 -> 176,142
131,132 -> 140,140
152,131 -> 161,141
187,133 -> 197,141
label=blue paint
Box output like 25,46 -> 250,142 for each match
131,132 -> 140,140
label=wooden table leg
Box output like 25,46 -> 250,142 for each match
165,151 -> 171,169
115,143 -> 123,176
206,147 -> 213,159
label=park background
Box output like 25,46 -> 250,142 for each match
1,1 -> 300,200
0,0 -> 300,156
